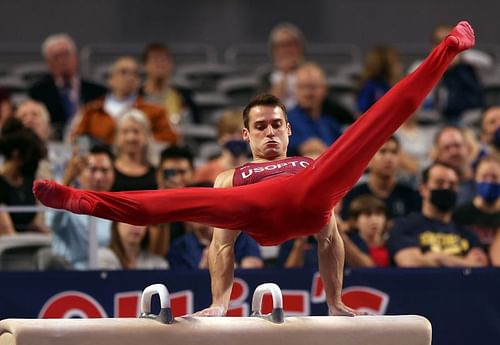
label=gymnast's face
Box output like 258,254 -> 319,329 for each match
242,105 -> 291,161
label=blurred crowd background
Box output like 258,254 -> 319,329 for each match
0,0 -> 499,272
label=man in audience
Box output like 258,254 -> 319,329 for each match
287,63 -> 342,157
51,145 -> 114,269
387,162 -> 488,267
72,56 -> 179,146
168,219 -> 263,270
260,22 -> 305,110
194,109 -> 250,183
453,156 -> 500,265
340,136 -> 421,221
432,126 -> 475,204
148,146 -> 196,257
141,42 -> 199,124
29,33 -> 107,140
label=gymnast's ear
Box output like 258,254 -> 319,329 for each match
242,127 -> 250,142
287,122 -> 292,136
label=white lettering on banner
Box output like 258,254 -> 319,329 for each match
38,274 -> 387,318
240,160 -> 311,179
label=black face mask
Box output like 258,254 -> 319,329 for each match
493,127 -> 500,149
430,188 -> 457,212
224,140 -> 248,157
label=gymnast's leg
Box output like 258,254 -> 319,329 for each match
300,21 -> 475,208
33,22 -> 474,230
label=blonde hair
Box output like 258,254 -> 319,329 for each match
114,108 -> 154,164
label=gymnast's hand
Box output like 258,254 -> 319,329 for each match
192,305 -> 225,317
328,301 -> 367,316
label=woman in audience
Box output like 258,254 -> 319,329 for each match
0,117 -> 50,235
98,221 -> 168,269
141,42 -> 199,124
341,195 -> 390,267
357,46 -> 402,113
111,109 -> 158,191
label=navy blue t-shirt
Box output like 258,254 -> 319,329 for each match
278,236 -> 318,268
168,232 -> 262,269
287,105 -> 342,156
340,182 -> 421,220
387,213 -> 481,260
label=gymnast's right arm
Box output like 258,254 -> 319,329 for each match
194,169 -> 240,316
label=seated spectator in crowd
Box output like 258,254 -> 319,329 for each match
0,88 -> 13,131
476,106 -> 500,162
149,146 -> 196,257
341,195 -> 390,267
395,112 -> 437,182
0,118 -> 49,235
277,236 -> 318,268
168,221 -> 262,269
431,126 -> 476,204
340,136 -> 421,221
15,99 -> 54,180
51,145 -> 114,269
98,222 -> 168,270
288,63 -> 342,157
453,156 -> 500,265
72,56 -> 179,146
140,42 -> 199,124
194,109 -> 250,183
29,33 -> 107,140
111,109 -> 158,191
408,24 -> 484,123
357,46 -> 402,113
259,23 -> 305,110
387,162 -> 488,267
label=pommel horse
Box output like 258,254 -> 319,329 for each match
0,283 -> 431,345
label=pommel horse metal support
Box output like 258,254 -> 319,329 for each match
0,283 -> 432,345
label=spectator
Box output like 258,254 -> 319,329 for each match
387,162 -> 488,267
149,146 -> 196,257
29,33 -> 107,140
51,145 -> 114,269
0,118 -> 49,235
395,112 -> 437,182
408,24 -> 484,123
432,126 -> 476,204
260,22 -> 305,110
72,56 -> 179,146
14,99 -> 54,180
98,222 -> 168,270
453,156 -> 500,265
111,109 -> 157,191
0,88 -> 13,130
277,236 -> 318,268
340,136 -> 421,221
141,42 -> 199,124
194,109 -> 250,183
168,221 -> 262,269
476,105 -> 500,162
341,195 -> 390,267
357,46 -> 402,113
288,63 -> 342,157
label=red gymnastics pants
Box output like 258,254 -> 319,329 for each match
34,22 -> 474,245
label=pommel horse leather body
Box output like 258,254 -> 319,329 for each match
0,315 -> 431,345
0,283 -> 432,345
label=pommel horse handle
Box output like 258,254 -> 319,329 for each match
140,284 -> 174,324
251,283 -> 284,323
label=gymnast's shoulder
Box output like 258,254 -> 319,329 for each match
213,168 -> 235,188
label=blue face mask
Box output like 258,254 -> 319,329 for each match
476,182 -> 500,204
224,140 -> 248,157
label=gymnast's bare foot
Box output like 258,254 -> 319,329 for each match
445,21 -> 475,52
33,180 -> 93,214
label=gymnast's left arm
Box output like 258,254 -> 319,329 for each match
315,212 -> 362,316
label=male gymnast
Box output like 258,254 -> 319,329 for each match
34,21 -> 475,317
